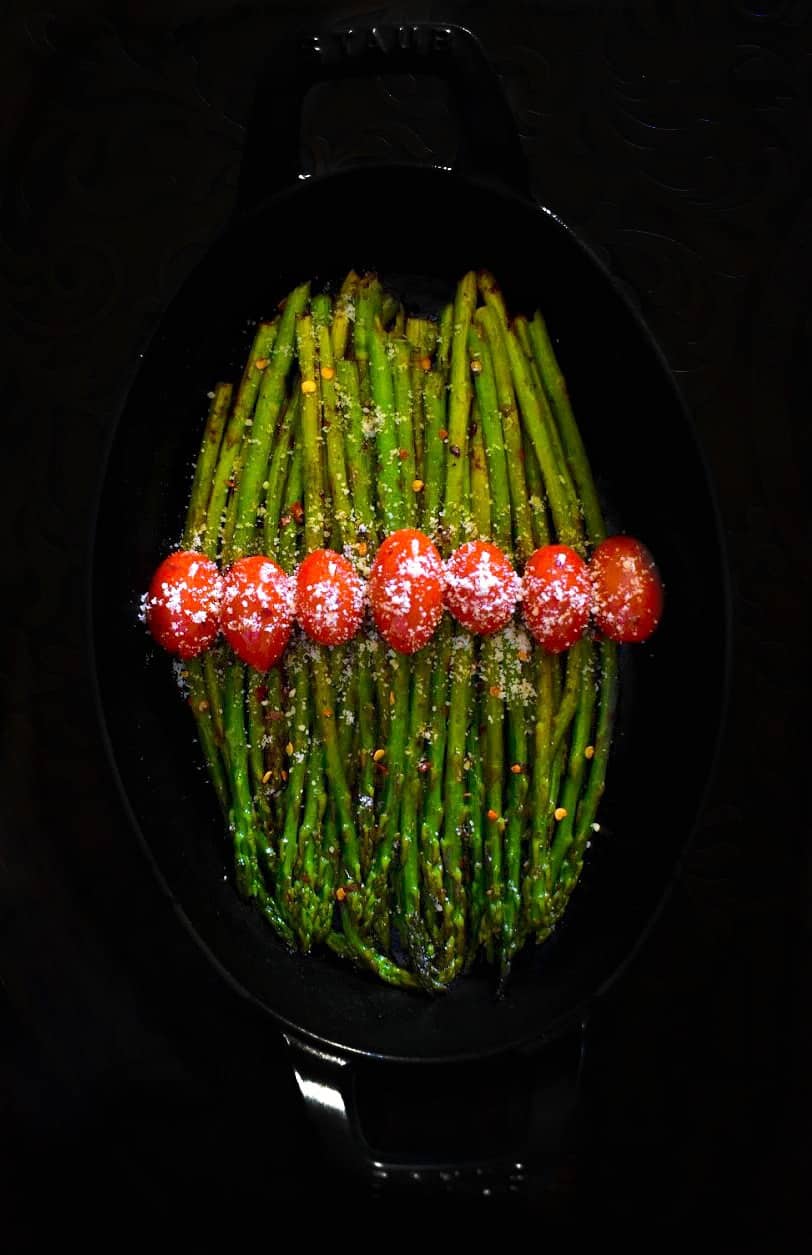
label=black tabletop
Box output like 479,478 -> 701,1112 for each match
2,0 -> 808,1236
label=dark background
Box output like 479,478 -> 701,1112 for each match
1,0 -> 808,1237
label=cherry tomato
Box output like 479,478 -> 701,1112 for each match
368,528 -> 445,654
444,541 -> 520,636
221,555 -> 294,670
589,535 -> 663,643
522,544 -> 591,654
144,550 -> 221,659
295,548 -> 365,645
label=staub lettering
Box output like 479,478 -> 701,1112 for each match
301,25 -> 455,66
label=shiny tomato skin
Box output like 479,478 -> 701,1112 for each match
522,544 -> 591,654
221,555 -> 294,670
144,550 -> 221,659
444,541 -> 520,636
589,535 -> 663,643
295,549 -> 365,645
368,528 -> 445,654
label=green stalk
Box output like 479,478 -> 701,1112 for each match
560,639 -> 619,889
183,382 -> 231,549
398,651 -> 436,985
222,662 -> 260,899
313,294 -> 353,542
436,303 -> 453,375
277,648 -> 310,920
185,661 -> 229,812
526,650 -> 555,930
205,321 -> 277,559
331,270 -> 359,361
335,359 -> 373,532
443,272 -> 477,548
421,370 -> 447,540
298,312 -> 362,902
369,317 -> 404,534
277,446 -> 303,574
391,338 -> 417,528
469,414 -> 491,538
261,389 -> 300,553
439,631 -> 474,978
418,619 -> 452,948
481,636 -> 505,956
468,325 -> 512,553
549,642 -> 598,882
228,281 -> 310,561
475,305 -> 540,558
529,311 -> 606,544
466,688 -> 486,958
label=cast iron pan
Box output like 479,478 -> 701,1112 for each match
91,23 -> 729,1189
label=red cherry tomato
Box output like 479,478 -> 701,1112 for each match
221,555 -> 294,670
144,550 -> 221,659
522,544 -> 591,654
368,528 -> 445,654
444,541 -> 520,636
295,548 -> 365,645
589,535 -> 663,643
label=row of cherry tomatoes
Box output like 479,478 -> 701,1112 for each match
144,530 -> 663,670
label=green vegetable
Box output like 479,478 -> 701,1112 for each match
167,270 -> 618,992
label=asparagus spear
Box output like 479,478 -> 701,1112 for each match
206,321 -> 277,559
227,282 -> 309,561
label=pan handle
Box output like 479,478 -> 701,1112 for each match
237,22 -> 529,213
283,1023 -> 586,1199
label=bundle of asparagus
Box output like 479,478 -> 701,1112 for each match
166,270 -> 622,992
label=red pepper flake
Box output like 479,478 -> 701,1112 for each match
335,886 -> 347,902
518,650 -> 530,663
438,428 -> 449,441
322,707 -> 333,718
280,769 -> 288,782
486,808 -> 499,822
254,357 -> 269,370
256,685 -> 268,703
420,355 -> 432,371
269,710 -> 284,722
510,763 -> 523,774
489,684 -> 502,698
398,448 -> 409,460
290,501 -> 304,523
